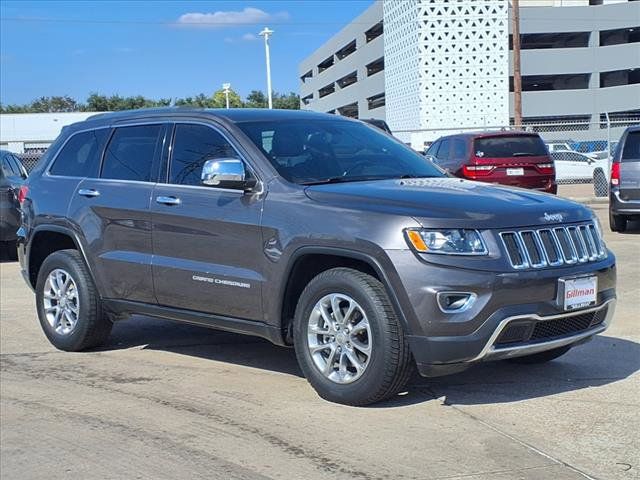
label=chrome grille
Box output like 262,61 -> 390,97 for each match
500,222 -> 606,269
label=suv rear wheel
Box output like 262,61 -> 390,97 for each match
293,268 -> 413,406
36,249 -> 112,351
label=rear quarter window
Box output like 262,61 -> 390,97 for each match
50,129 -> 110,177
622,131 -> 640,161
474,135 -> 547,158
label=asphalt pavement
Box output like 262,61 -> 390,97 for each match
1,204 -> 638,480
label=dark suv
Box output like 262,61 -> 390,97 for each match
609,126 -> 640,232
18,109 -> 615,405
425,131 -> 557,194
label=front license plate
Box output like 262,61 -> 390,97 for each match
506,168 -> 524,176
561,276 -> 597,311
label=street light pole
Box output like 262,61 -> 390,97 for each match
512,0 -> 523,128
259,27 -> 274,109
222,83 -> 231,109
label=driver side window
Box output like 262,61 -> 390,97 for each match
170,124 -> 240,186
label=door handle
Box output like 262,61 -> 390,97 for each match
156,195 -> 181,206
78,189 -> 100,198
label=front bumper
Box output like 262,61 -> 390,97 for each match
385,249 -> 616,377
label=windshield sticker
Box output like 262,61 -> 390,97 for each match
476,151 -> 485,157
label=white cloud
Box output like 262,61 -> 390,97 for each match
224,33 -> 260,44
176,7 -> 289,29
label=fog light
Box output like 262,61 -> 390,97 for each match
437,292 -> 476,313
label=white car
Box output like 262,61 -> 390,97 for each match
551,150 -> 610,196
546,142 -> 574,153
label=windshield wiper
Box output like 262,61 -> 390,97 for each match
300,175 -> 392,186
512,152 -> 538,157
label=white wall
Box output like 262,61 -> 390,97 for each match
0,112 -> 105,153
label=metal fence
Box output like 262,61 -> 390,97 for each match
16,151 -> 45,173
394,115 -> 640,197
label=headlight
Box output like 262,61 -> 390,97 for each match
405,228 -> 488,255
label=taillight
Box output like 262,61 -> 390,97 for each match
536,163 -> 555,175
462,165 -> 495,177
610,162 -> 620,186
17,185 -> 28,205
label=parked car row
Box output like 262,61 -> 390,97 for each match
0,150 -> 28,259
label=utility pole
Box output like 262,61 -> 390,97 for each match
512,0 -> 523,128
222,83 -> 231,109
259,27 -> 274,109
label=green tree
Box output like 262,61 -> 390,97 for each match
212,88 -> 243,108
244,90 -> 268,108
272,92 -> 300,110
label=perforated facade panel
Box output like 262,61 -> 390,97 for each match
384,0 -> 509,146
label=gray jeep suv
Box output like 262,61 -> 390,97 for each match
18,109 -> 616,405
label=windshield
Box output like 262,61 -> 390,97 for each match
474,135 -> 548,158
236,119 -> 444,184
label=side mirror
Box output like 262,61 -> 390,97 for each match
201,158 -> 254,190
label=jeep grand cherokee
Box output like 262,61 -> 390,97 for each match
17,109 -> 616,405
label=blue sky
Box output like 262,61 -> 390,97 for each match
0,1 -> 374,104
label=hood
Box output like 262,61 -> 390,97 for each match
304,177 -> 592,229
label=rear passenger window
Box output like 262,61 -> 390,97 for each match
452,139 -> 466,159
50,129 -> 109,177
102,125 -> 162,182
169,124 -> 239,186
622,132 -> 639,161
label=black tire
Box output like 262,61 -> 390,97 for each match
593,169 -> 608,197
609,211 -> 627,232
293,268 -> 413,406
507,345 -> 572,364
35,249 -> 112,351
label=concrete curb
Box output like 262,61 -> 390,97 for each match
565,196 -> 608,205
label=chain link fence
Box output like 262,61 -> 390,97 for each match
394,115 -> 640,197
16,150 -> 46,173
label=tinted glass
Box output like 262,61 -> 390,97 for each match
622,131 -> 640,161
237,119 -> 443,184
8,155 -> 27,178
1,157 -> 14,177
170,124 -> 239,186
13,156 -> 26,177
452,139 -> 466,158
102,125 -> 162,182
436,139 -> 450,159
425,141 -> 439,156
50,129 -> 109,177
474,136 -> 548,158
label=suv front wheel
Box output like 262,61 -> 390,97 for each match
293,268 -> 413,406
36,249 -> 113,351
